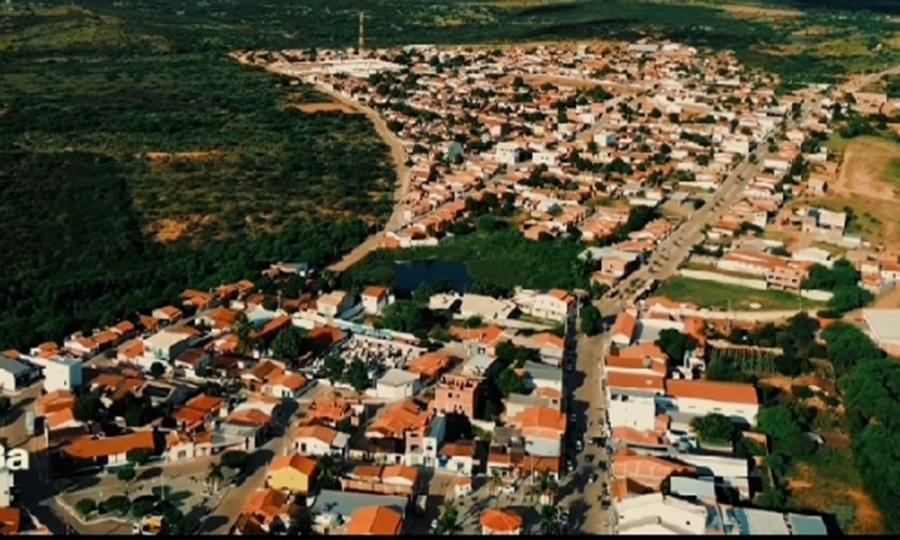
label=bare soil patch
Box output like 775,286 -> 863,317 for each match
287,101 -> 358,114
143,150 -> 223,163
149,215 -> 214,244
722,4 -> 804,20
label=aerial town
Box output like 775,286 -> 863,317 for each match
2,28 -> 900,538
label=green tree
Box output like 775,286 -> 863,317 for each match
323,354 -> 345,384
316,455 -> 341,491
74,391 -> 103,422
434,501 -> 462,535
270,326 -> 306,360
690,413 -> 735,445
75,498 -> 97,518
149,361 -> 166,378
538,505 -> 560,535
579,304 -> 602,335
344,358 -> 370,392
497,368 -> 524,397
656,329 -> 697,367
127,449 -> 152,467
231,315 -> 255,356
220,450 -> 249,471
758,404 -> 815,458
116,466 -> 136,483
380,300 -> 425,333
99,495 -> 131,516
0,397 -> 11,416
827,286 -> 874,314
822,322 -> 881,375
207,462 -> 225,492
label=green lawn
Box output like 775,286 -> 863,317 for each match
341,229 -> 590,294
656,276 -> 823,311
885,158 -> 900,188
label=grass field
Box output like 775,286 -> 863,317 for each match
340,230 -> 590,294
656,276 -> 823,310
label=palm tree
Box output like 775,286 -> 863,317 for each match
207,462 -> 224,493
434,501 -> 462,535
538,505 -> 560,535
231,315 -> 254,357
489,470 -> 504,496
528,470 -> 558,502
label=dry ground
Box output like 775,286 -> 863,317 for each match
286,101 -> 358,114
805,137 -> 900,248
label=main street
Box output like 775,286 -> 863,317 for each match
598,96 -> 822,315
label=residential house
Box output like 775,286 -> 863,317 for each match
292,425 -> 349,457
266,453 -> 318,494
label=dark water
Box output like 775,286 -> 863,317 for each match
392,259 -> 472,295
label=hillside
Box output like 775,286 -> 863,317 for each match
1,0 -> 898,349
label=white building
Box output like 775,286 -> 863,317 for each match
0,467 -> 13,508
361,286 -> 390,315
26,355 -> 82,392
459,294 -> 517,322
663,380 -> 759,427
615,492 -> 708,535
142,330 -> 194,364
292,425 -> 349,458
512,288 -> 575,323
375,369 -> 421,400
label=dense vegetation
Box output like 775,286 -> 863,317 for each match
0,4 -> 394,348
341,229 -> 591,296
3,0 -> 898,348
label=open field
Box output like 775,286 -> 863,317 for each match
656,276 -> 823,311
805,136 -> 900,248
288,102 -> 359,114
789,447 -> 884,534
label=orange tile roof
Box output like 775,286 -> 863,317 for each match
529,332 -> 565,349
270,453 -> 317,476
307,326 -> 346,348
185,393 -> 224,414
362,286 -> 388,299
63,431 -> 155,460
548,288 -> 575,305
368,400 -> 431,438
480,509 -> 522,533
449,325 -> 506,345
611,311 -> 637,341
441,441 -> 476,458
227,408 -> 272,427
346,506 -> 403,535
294,424 -> 339,445
173,406 -> 207,428
517,406 -> 566,433
382,465 -> 419,484
606,372 -> 665,392
268,371 -> 307,391
243,488 -> 292,525
407,352 -> 454,379
0,507 -> 21,535
665,379 -> 758,405
250,316 -> 291,341
37,389 -> 76,415
47,408 -> 79,430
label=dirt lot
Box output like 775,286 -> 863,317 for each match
287,102 -> 358,114
721,4 -> 804,21
803,137 -> 900,248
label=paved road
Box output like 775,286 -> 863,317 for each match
562,331 -> 612,534
598,97 -> 822,316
